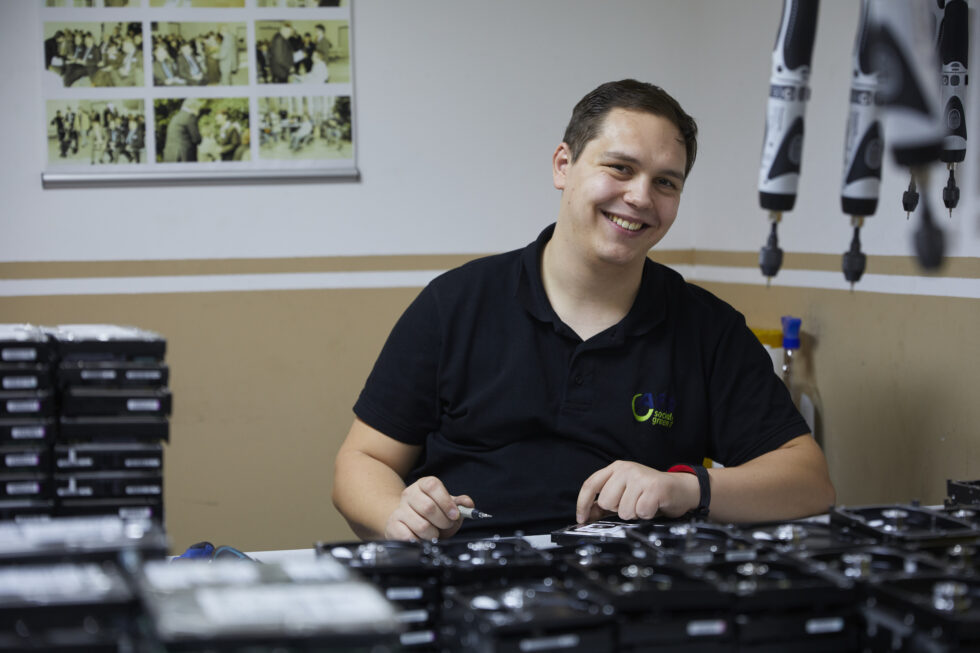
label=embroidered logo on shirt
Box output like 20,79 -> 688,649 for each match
632,392 -> 675,429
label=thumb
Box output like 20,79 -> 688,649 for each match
451,494 -> 475,509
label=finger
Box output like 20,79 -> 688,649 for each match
618,481 -> 645,521
403,479 -> 456,529
438,516 -> 466,540
417,476 -> 460,522
596,475 -> 627,515
401,507 -> 441,541
451,494 -> 475,509
385,519 -> 417,542
586,503 -> 607,524
576,466 -> 615,523
407,492 -> 457,530
635,489 -> 663,520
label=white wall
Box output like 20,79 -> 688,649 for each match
684,0 -> 979,259
2,0 -> 976,264
1,0 -> 698,264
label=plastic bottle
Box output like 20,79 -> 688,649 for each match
780,316 -> 823,449
752,328 -> 784,376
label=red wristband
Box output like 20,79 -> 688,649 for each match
667,464 -> 696,475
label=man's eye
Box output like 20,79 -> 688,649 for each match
607,164 -> 630,174
657,178 -> 677,189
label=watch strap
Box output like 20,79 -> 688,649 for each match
667,463 -> 711,517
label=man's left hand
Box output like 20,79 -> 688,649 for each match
575,461 -> 699,524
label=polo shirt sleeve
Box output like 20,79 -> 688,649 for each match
706,310 -> 810,467
353,286 -> 441,446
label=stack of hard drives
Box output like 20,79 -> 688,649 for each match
835,495 -> 980,652
318,536 -> 615,653
0,514 -> 167,651
310,485 -> 980,653
556,520 -> 862,652
135,556 -> 401,652
321,540 -> 443,650
0,325 -> 57,521
0,323 -> 171,524
49,324 -> 170,522
0,514 -> 402,652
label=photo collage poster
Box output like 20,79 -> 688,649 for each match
40,0 -> 354,183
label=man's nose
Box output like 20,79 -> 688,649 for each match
624,178 -> 654,209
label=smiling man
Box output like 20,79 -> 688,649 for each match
332,79 -> 835,541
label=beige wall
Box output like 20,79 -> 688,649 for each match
4,251 -> 978,553
2,273 -> 424,553
702,279 -> 980,509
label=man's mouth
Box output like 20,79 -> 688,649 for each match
603,212 -> 647,232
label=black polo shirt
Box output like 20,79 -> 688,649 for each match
353,224 -> 809,537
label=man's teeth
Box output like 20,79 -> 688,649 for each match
606,213 -> 644,231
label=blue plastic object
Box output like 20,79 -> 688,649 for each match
174,541 -> 215,561
781,316 -> 802,350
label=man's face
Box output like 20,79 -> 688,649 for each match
552,108 -> 687,269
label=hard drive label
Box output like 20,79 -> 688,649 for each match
11,426 -> 44,440
127,399 -> 160,412
386,586 -> 424,601
2,377 -> 37,390
400,631 -> 436,646
805,617 -> 845,634
518,634 -> 580,651
395,609 -> 429,624
1,348 -> 36,362
118,506 -> 153,519
57,457 -> 94,468
81,370 -> 116,381
126,485 -> 161,496
126,370 -> 162,381
124,458 -> 161,469
687,619 -> 728,637
57,486 -> 94,497
7,482 -> 40,495
5,454 -> 39,467
6,400 -> 40,414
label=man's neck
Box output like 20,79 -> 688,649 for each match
540,224 -> 645,341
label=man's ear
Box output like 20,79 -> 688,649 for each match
552,143 -> 572,191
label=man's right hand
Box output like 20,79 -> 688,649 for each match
384,476 -> 474,541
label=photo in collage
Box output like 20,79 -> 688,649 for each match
41,0 -> 354,178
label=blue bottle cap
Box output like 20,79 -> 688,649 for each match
781,316 -> 801,350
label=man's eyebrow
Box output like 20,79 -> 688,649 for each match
601,151 -> 685,181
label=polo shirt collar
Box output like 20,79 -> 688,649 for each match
516,223 -> 667,341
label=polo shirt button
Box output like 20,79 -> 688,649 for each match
574,375 -> 584,385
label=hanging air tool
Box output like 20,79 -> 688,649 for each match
758,0 -> 820,284
938,0 -> 969,217
868,0 -> 946,270
841,0 -> 884,286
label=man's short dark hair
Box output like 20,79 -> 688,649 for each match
562,79 -> 698,178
